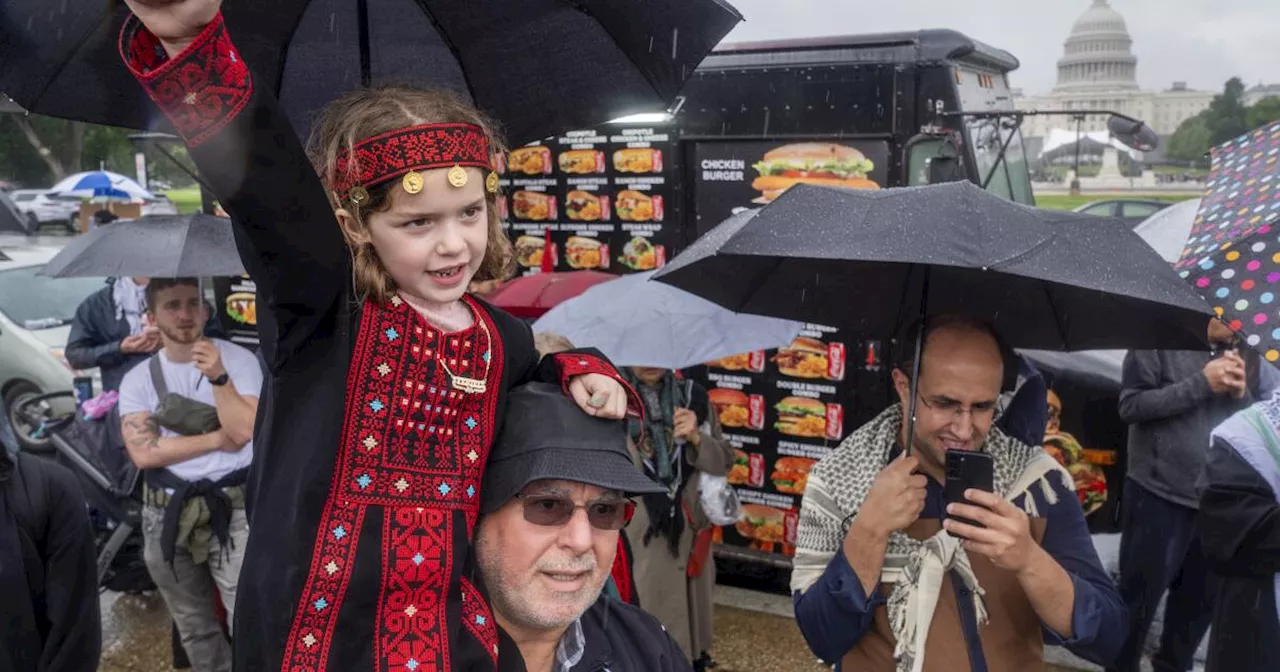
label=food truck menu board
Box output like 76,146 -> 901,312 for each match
501,125 -> 679,276
213,275 -> 259,347
690,139 -> 894,557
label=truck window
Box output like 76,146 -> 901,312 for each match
967,118 -> 1035,205
907,139 -> 944,186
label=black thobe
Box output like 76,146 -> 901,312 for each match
1199,435 -> 1280,672
120,14 -> 623,672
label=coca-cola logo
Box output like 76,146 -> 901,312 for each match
827,342 -> 846,381
748,395 -> 765,430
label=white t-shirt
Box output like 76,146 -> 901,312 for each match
118,339 -> 263,482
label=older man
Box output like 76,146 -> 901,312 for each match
791,316 -> 1126,671
476,382 -> 692,672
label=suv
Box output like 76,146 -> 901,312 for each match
8,189 -> 80,232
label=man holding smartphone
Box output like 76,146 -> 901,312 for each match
791,316 -> 1125,672
1111,317 -> 1280,672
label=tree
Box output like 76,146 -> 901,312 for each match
0,113 -> 136,187
1206,77 -> 1250,146
1249,96 -> 1280,129
1166,112 -> 1213,164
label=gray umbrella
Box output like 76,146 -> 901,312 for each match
40,214 -> 245,278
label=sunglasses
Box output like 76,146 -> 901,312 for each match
514,493 -> 635,531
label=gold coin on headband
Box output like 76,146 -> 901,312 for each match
485,172 -> 500,194
402,171 -> 425,194
349,186 -> 370,205
447,165 -> 468,188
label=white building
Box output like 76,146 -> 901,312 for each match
1016,0 -> 1214,141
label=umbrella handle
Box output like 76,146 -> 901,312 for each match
904,267 -> 931,457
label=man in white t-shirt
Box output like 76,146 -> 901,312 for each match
118,278 -> 262,672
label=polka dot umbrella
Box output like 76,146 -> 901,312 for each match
1176,120 -> 1280,362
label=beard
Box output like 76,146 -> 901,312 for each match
158,322 -> 200,345
476,533 -> 604,633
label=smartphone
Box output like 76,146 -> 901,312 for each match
944,450 -> 994,530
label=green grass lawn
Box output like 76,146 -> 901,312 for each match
164,186 -> 203,214
1036,193 -> 1199,211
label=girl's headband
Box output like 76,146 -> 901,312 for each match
331,122 -> 500,205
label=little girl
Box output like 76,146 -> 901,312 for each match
119,2 -> 636,670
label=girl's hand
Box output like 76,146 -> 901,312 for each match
567,374 -> 627,420
123,0 -> 222,57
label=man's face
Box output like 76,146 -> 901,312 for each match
1208,317 -> 1236,345
147,284 -> 206,345
893,325 -> 1003,475
476,480 -> 620,633
630,367 -> 668,386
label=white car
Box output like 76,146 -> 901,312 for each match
0,240 -> 107,450
8,189 -> 80,232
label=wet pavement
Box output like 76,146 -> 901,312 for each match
99,592 -> 173,672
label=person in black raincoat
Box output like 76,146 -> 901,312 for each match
0,403 -> 101,672
1198,392 -> 1280,671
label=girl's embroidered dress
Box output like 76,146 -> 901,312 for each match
119,14 -> 630,672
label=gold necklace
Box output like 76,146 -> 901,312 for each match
436,315 -> 493,395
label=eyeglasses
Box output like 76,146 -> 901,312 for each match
917,394 -> 999,421
514,493 -> 635,531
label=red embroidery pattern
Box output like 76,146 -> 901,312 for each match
553,353 -> 645,422
376,507 -> 452,672
332,124 -> 494,195
282,295 -> 505,671
120,13 -> 252,147
281,499 -> 365,669
459,578 -> 500,664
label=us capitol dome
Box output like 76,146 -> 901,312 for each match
1015,0 -> 1216,154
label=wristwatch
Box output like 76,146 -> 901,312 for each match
208,373 -> 230,387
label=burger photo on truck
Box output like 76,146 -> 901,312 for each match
751,142 -> 879,203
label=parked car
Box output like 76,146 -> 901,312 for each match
0,239 -> 107,450
8,189 -> 81,233
1072,198 -> 1174,227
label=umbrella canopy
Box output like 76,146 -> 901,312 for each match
49,171 -> 154,201
40,214 -> 245,278
532,271 -> 803,370
0,0 -> 741,146
655,182 -> 1213,352
1174,120 -> 1280,360
1133,197 -> 1202,264
485,270 -> 615,319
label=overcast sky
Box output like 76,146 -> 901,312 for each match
723,0 -> 1278,96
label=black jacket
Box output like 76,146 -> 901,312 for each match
573,597 -> 693,672
1199,434 -> 1280,672
0,419 -> 101,672
1119,349 -> 1276,508
65,282 -> 225,392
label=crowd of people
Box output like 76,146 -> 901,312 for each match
3,2 -> 1279,672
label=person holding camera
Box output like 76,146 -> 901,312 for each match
791,316 -> 1125,672
1111,317 -> 1280,672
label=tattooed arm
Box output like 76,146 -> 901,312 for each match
120,411 -> 232,470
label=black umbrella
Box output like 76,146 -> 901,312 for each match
655,182 -> 1213,453
656,182 -> 1213,352
0,0 -> 740,145
40,214 -> 245,278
